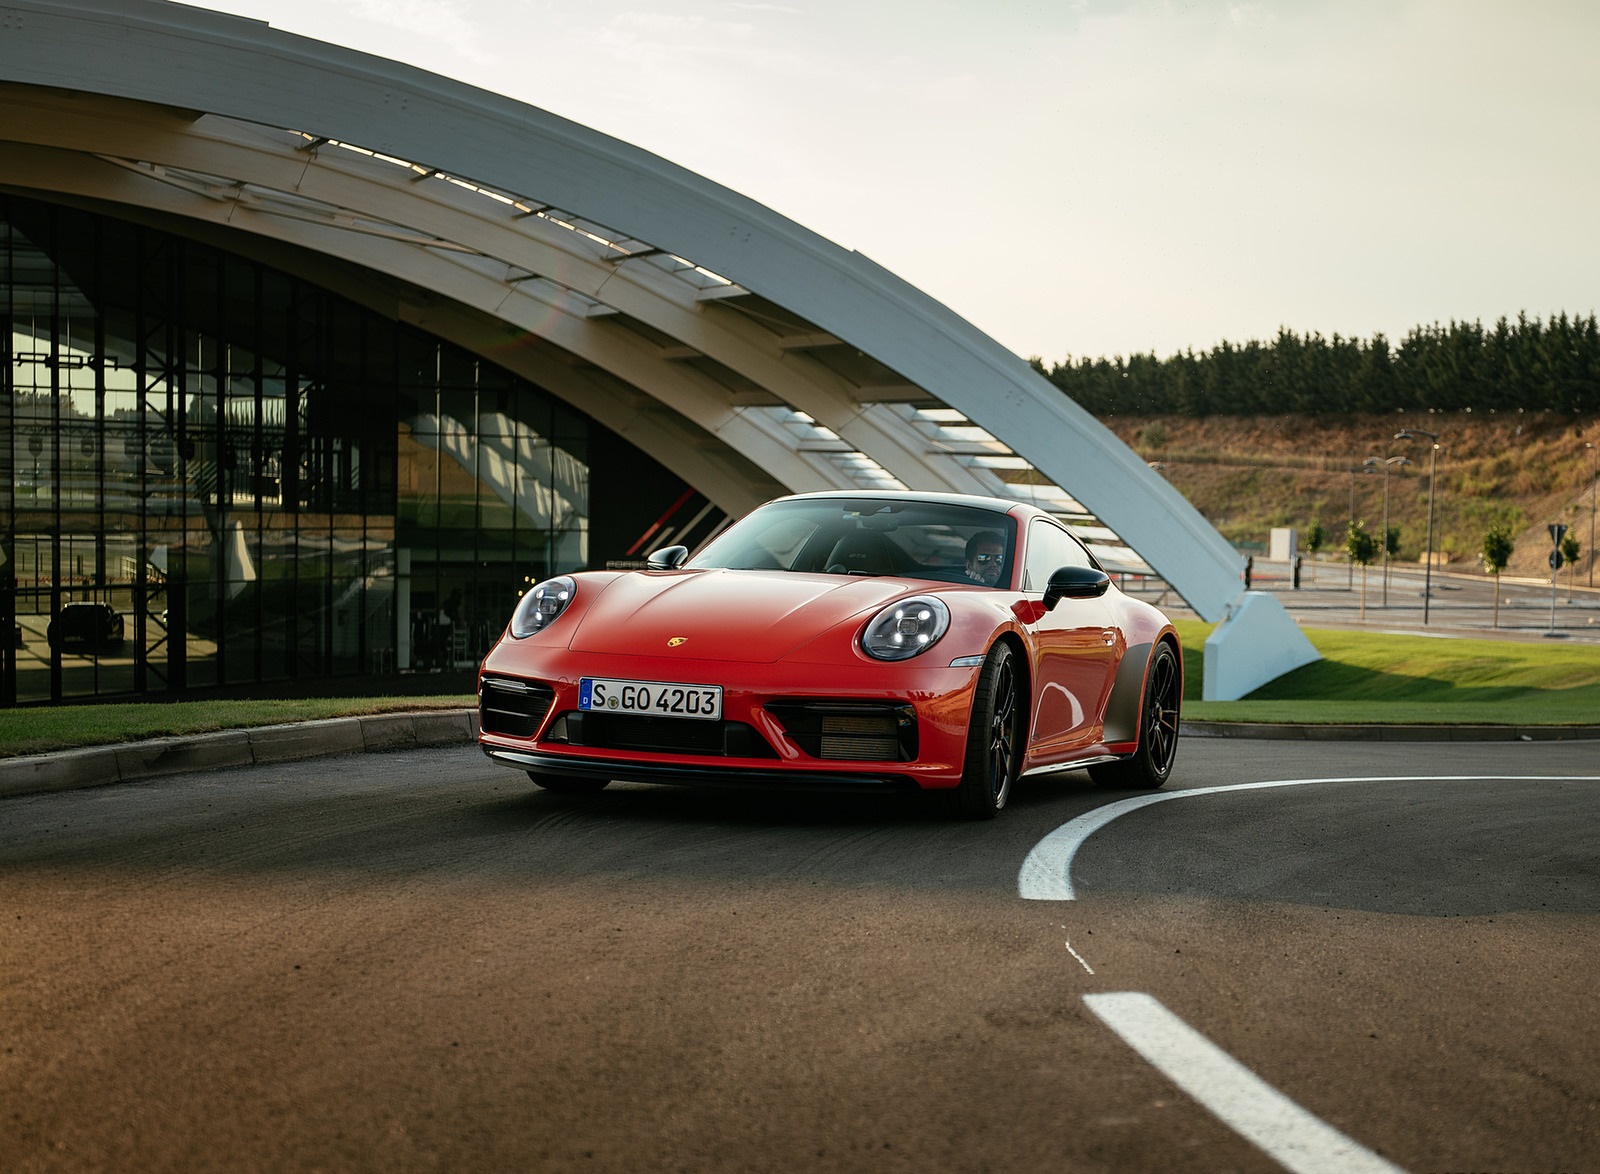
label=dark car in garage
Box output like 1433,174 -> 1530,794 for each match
47,602 -> 125,653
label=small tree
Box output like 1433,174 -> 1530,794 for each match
1345,519 -> 1379,618
1481,523 -> 1515,627
1562,532 -> 1581,600
1305,519 -> 1326,582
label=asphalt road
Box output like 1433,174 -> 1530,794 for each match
3,738 -> 1597,1172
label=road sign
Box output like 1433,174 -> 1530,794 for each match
1549,523 -> 1567,545
1551,550 -> 1565,570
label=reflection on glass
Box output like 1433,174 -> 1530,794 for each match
2,194 -> 593,704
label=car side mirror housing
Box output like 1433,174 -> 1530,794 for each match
1042,565 -> 1110,610
646,545 -> 689,570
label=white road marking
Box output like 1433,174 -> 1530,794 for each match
1084,992 -> 1406,1174
1019,774 -> 1600,901
1063,939 -> 1095,975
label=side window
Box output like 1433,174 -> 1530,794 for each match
1022,520 -> 1094,592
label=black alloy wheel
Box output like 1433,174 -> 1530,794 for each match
950,642 -> 1022,820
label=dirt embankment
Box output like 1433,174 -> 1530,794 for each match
1093,411 -> 1599,580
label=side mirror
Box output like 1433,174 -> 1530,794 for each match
646,545 -> 689,570
1042,565 -> 1110,610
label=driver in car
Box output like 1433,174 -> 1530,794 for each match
964,530 -> 1006,586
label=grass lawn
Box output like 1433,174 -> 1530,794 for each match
1174,619 -> 1600,726
0,695 -> 475,759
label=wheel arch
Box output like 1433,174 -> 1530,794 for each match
992,628 -> 1033,743
1102,630 -> 1180,746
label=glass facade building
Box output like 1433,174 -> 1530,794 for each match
1,195 -> 709,706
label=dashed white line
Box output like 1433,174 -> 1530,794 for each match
1063,938 -> 1095,975
1084,991 -> 1406,1174
1048,775 -> 1599,1169
1019,774 -> 1600,901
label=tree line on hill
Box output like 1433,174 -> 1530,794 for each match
1031,313 -> 1600,416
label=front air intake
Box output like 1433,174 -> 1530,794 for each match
548,712 -> 778,758
479,678 -> 555,738
766,701 -> 918,762
819,713 -> 901,760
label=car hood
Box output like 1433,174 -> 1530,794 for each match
566,569 -> 928,663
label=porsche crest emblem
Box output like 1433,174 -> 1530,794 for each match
667,637 -> 688,647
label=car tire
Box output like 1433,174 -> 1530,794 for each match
1089,640 -> 1180,790
949,641 -> 1022,820
526,772 -> 610,794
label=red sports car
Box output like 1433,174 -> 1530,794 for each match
478,490 -> 1181,818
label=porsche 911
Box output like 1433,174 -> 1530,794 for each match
477,490 -> 1181,818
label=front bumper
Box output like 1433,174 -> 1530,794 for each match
477,644 -> 983,792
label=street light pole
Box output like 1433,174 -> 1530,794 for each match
1369,455 -> 1410,608
1347,466 -> 1357,589
1586,442 -> 1597,588
1396,428 -> 1440,624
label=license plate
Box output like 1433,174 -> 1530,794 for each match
579,677 -> 723,721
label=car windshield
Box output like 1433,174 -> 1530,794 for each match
687,498 -> 1017,587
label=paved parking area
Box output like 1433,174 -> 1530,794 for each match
1133,557 -> 1600,643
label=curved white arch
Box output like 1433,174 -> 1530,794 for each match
0,0 -> 1319,699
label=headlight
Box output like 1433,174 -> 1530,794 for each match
862,596 -> 950,661
509,575 -> 576,638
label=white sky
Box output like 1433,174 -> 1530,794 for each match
177,0 -> 1600,364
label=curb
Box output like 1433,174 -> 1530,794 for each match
0,709 -> 481,799
1180,721 -> 1600,742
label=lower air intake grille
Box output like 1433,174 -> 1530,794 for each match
766,701 -> 918,762
480,678 -> 555,738
556,712 -> 778,758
